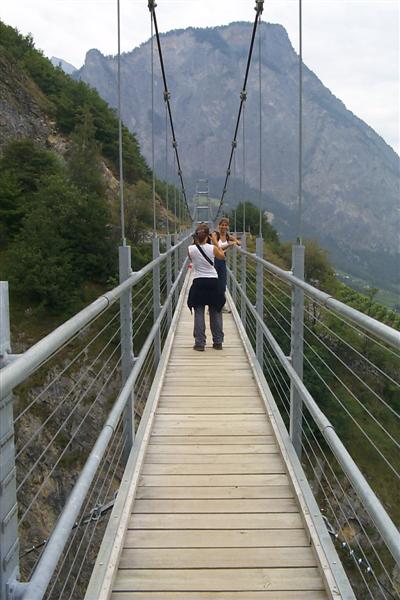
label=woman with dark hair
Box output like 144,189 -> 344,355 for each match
187,223 -> 226,351
214,217 -> 240,312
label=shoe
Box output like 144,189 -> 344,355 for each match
212,343 -> 223,350
193,345 -> 205,352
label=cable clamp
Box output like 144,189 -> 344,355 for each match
172,140 -> 178,149
147,0 -> 157,12
226,169 -> 231,176
178,169 -> 182,176
163,90 -> 170,102
255,0 -> 264,14
232,139 -> 237,148
240,90 -> 247,101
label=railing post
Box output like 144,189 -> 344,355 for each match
173,233 -> 179,306
290,243 -> 305,458
256,237 -> 264,367
166,234 -> 172,326
0,282 -> 20,599
119,246 -> 135,457
240,234 -> 247,328
152,236 -> 161,365
232,245 -> 237,306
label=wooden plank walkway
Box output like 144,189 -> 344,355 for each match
108,295 -> 333,599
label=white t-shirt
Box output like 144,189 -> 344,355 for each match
218,239 -> 230,250
188,243 -> 218,279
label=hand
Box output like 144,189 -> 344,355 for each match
210,231 -> 218,245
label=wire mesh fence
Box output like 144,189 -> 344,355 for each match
227,242 -> 400,600
2,235 -> 190,600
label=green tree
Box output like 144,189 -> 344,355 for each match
0,139 -> 61,240
230,202 -> 279,243
67,108 -> 105,197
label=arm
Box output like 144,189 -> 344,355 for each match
210,232 -> 225,259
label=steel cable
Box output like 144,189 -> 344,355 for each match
14,310 -> 120,424
18,354 -> 121,523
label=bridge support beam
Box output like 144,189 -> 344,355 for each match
231,245 -> 237,306
166,234 -> 173,327
173,233 -> 179,308
153,236 -> 161,366
240,234 -> 247,328
290,243 -> 305,458
119,246 -> 135,457
0,282 -> 20,600
255,237 -> 264,367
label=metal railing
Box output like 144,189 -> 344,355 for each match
0,232 -> 191,600
227,240 -> 400,600
1,232 -> 399,600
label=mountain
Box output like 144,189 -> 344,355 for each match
50,56 -> 77,74
75,22 -> 400,292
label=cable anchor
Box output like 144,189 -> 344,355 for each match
147,0 -> 157,12
255,0 -> 264,14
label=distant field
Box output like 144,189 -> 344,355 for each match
336,272 -> 400,312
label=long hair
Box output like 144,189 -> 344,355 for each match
194,223 -> 210,243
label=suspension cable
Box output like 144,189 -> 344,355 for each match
242,101 -> 246,234
173,152 -> 177,233
150,8 -> 156,234
297,0 -> 303,243
214,0 -> 264,221
117,0 -> 126,245
148,0 -> 192,220
258,14 -> 263,237
165,100 -> 169,234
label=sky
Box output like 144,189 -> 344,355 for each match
1,0 -> 399,155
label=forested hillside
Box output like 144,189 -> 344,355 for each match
0,21 -> 187,320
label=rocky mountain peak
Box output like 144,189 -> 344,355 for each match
75,21 -> 400,291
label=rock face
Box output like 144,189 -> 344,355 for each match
0,48 -> 52,152
50,56 -> 77,75
76,23 -> 400,290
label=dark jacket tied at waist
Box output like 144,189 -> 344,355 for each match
187,277 -> 226,313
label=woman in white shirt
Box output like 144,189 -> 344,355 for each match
187,223 -> 226,351
215,217 -> 240,296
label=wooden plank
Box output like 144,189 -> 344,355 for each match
144,453 -> 280,464
158,398 -> 262,405
151,425 -> 272,436
119,546 -> 317,569
113,567 -> 324,591
128,513 -> 302,530
135,485 -> 294,500
154,414 -> 266,422
123,528 -> 309,548
157,406 -> 265,414
140,460 -> 285,476
112,592 -> 328,600
161,387 -> 259,396
146,443 -> 278,454
149,436 -> 273,445
139,474 -> 290,487
132,498 -> 298,513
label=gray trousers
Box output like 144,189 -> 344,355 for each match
193,306 -> 224,347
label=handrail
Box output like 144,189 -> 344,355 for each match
229,264 -> 400,567
17,259 -> 189,600
236,246 -> 400,350
0,234 -> 192,400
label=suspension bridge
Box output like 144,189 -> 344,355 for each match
0,1 -> 399,599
